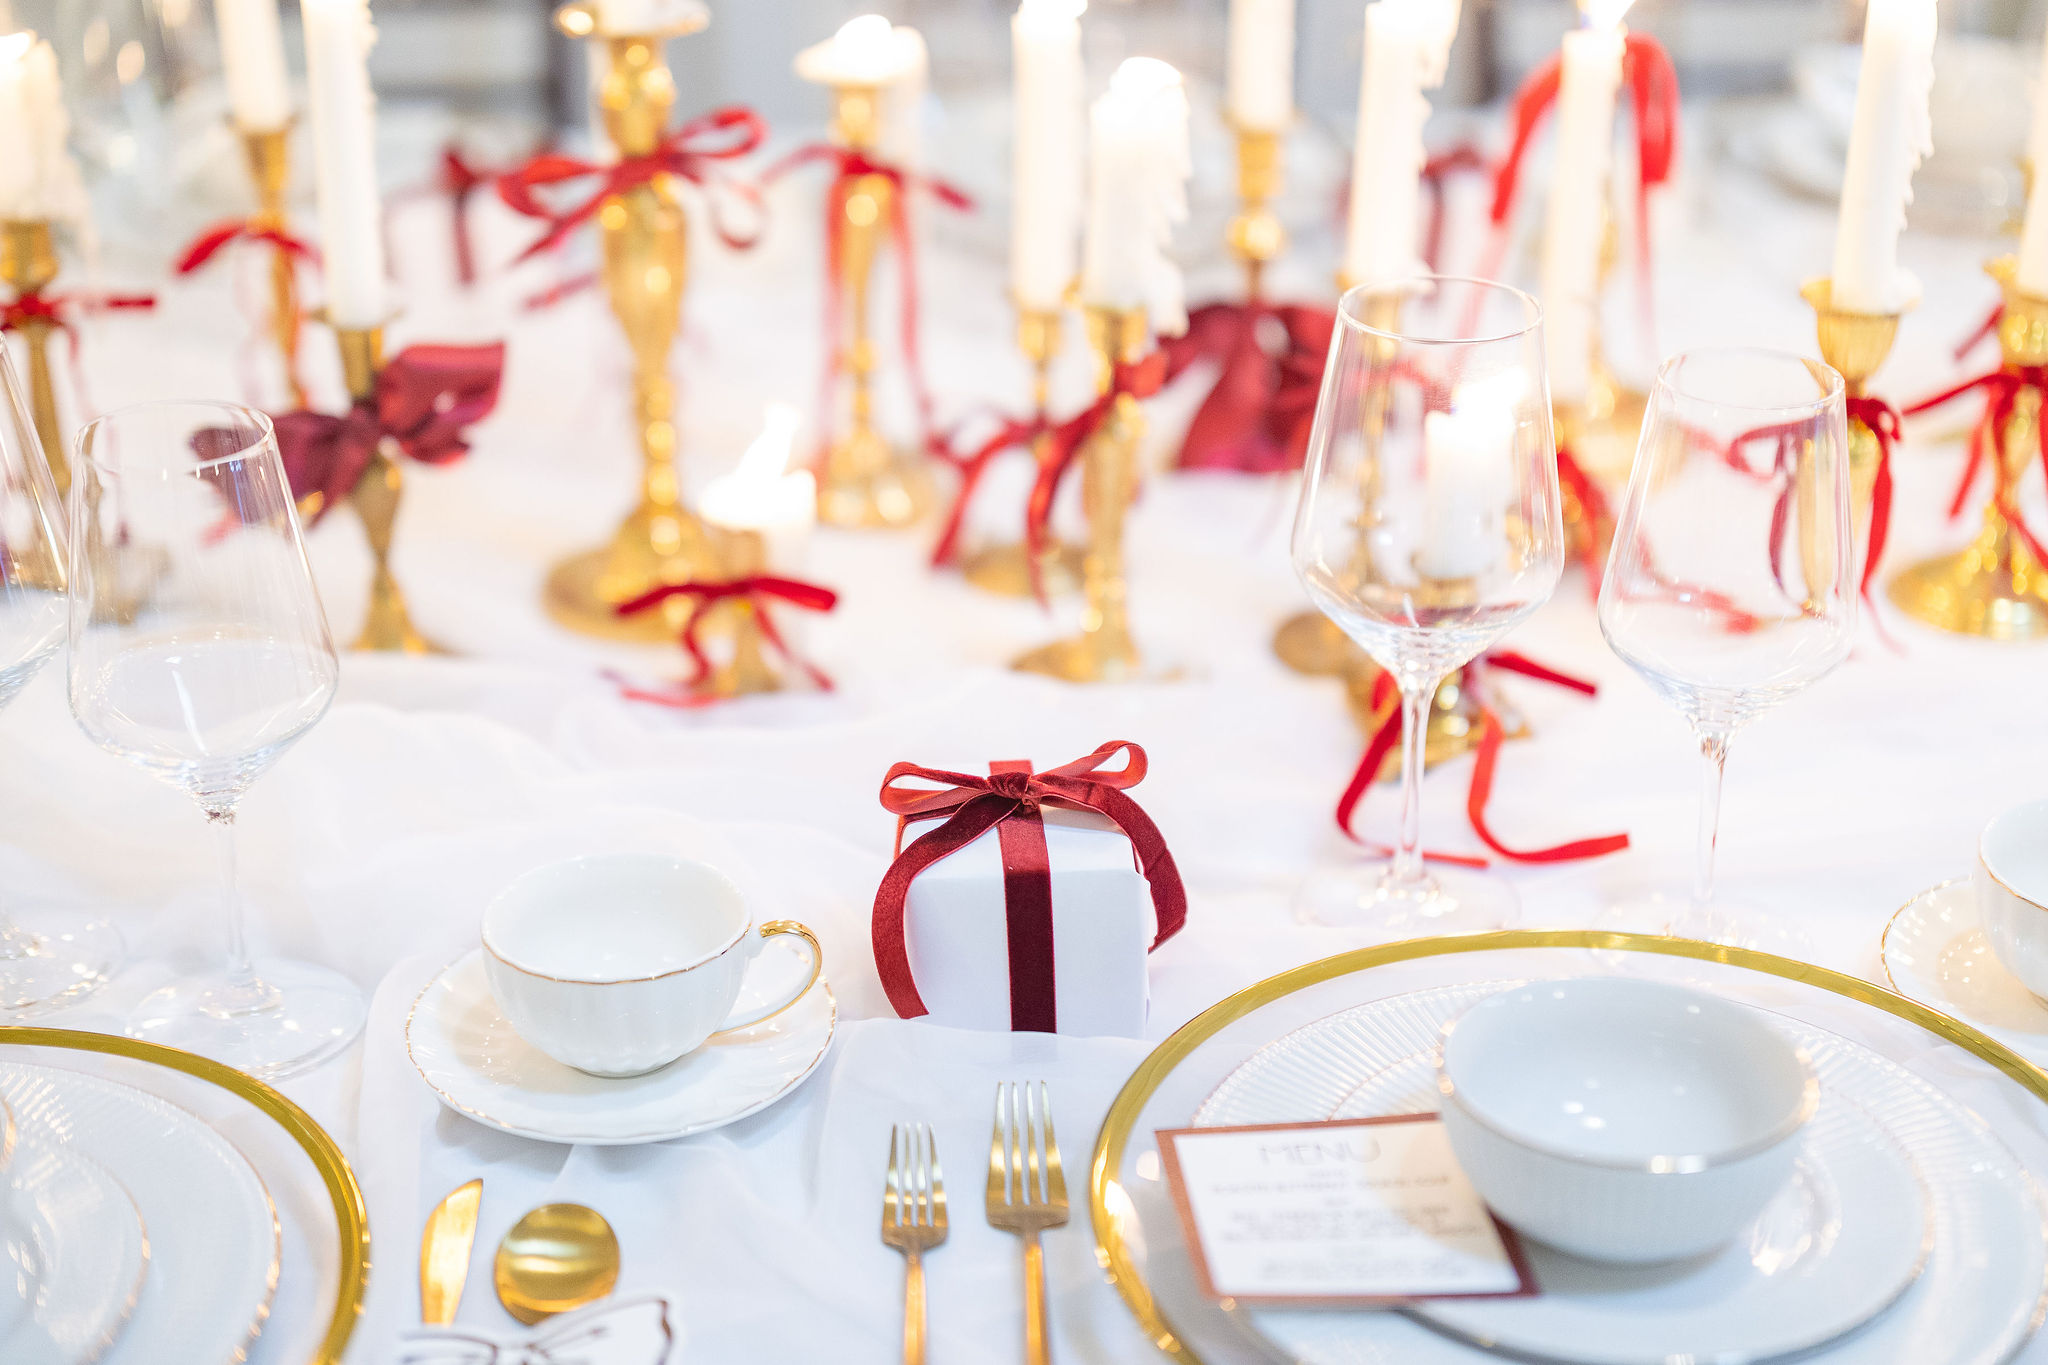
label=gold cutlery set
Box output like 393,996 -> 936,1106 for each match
419,1181 -> 623,1328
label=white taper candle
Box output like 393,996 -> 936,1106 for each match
1010,0 -> 1086,314
300,0 -> 386,329
1830,0 -> 1935,313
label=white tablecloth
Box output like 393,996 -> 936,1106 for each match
11,98 -> 2048,1362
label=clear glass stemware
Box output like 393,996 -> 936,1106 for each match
68,400 -> 363,1078
1290,276 -> 1566,934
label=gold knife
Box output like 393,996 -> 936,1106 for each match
420,1178 -> 483,1326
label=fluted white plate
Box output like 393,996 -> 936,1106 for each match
407,950 -> 836,1145
1198,981 -> 2047,1365
1883,879 -> 2048,1066
0,1063 -> 279,1365
4,1134 -> 148,1365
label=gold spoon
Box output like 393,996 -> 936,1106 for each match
492,1203 -> 620,1326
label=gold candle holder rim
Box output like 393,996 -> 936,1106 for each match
555,0 -> 708,41
1798,276 -> 1914,325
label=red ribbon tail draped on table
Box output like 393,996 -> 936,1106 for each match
1335,652 -> 1629,866
612,576 -> 840,701
1021,349 -> 1170,603
1159,301 -> 1334,474
871,741 -> 1186,1030
1902,366 -> 2048,571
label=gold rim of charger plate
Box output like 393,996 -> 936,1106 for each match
0,1026 -> 368,1365
1089,928 -> 2048,1363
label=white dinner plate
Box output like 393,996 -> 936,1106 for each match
4,1133 -> 148,1365
407,950 -> 837,1145
0,1064 -> 280,1365
1198,981 -> 2048,1365
1883,879 -> 2048,1065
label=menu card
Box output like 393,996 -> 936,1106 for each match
1157,1114 -> 1535,1307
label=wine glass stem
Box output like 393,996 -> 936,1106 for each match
211,810 -> 255,984
1693,728 -> 1731,911
1390,679 -> 1436,888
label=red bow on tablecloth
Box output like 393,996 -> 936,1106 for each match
613,575 -> 840,700
871,741 -> 1186,1029
1159,301 -> 1334,473
1337,652 -> 1629,865
270,342 -> 505,523
1902,366 -> 2048,570
496,106 -> 769,261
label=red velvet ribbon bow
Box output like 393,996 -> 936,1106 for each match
613,576 -> 840,696
1021,350 -> 1170,600
496,106 -> 770,262
1337,652 -> 1629,865
871,741 -> 1187,1029
271,342 -> 505,523
174,220 -> 318,277
1903,365 -> 2048,570
1160,301 -> 1335,474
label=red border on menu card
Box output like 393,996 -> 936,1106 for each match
1155,1113 -> 1539,1309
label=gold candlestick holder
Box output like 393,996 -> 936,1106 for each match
1560,212 -> 1649,482
815,80 -> 932,530
544,2 -> 720,643
0,219 -> 69,494
1342,664 -> 1504,781
690,526 -> 790,699
1802,276 -> 1902,592
1227,123 -> 1285,302
1889,256 -> 2048,638
1013,306 -> 1149,682
239,125 -> 308,410
960,304 -> 1083,597
334,324 -> 438,654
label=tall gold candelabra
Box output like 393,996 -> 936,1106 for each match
816,80 -> 932,530
960,305 -> 1082,596
1802,277 -> 1901,595
1227,124 -> 1285,301
0,220 -> 68,494
333,324 -> 437,653
1889,256 -> 2048,639
240,125 -> 308,410
545,2 -> 718,642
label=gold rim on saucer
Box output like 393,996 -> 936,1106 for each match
1880,878 -> 1969,998
1089,929 -> 2048,1364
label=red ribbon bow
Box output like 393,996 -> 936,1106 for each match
496,106 -> 770,262
1337,652 -> 1629,865
1,288 -> 157,335
174,220 -> 319,277
1159,301 -> 1335,474
613,576 -> 840,697
871,741 -> 1186,1030
1020,350 -> 1169,600
270,342 -> 505,523
1902,365 -> 2048,571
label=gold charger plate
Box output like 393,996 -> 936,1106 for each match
1089,929 -> 2048,1363
0,1026 -> 368,1365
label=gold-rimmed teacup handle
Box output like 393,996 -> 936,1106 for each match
712,920 -> 823,1036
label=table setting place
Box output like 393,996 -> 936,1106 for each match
10,0 -> 2048,1361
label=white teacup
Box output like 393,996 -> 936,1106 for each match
482,853 -> 822,1078
1978,799 -> 2048,1002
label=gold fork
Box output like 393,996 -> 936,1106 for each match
882,1122 -> 948,1365
987,1082 -> 1069,1365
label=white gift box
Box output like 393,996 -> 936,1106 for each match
900,804 -> 1157,1037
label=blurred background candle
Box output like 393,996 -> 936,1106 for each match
797,14 -> 908,88
0,32 -> 85,223
301,0 -> 386,329
1080,57 -> 1191,335
1010,0 -> 1085,314
1538,0 -> 1632,407
700,404 -> 816,569
1416,374 -> 1517,580
216,0 -> 292,132
1225,0 -> 1294,133
1830,0 -> 1936,312
1343,0 -> 1459,288
591,0 -> 700,32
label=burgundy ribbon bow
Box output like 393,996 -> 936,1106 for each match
174,220 -> 319,276
1337,652 -> 1629,866
872,741 -> 1187,1030
1159,301 -> 1335,474
496,106 -> 770,262
1020,350 -> 1170,600
614,576 -> 840,696
271,342 -> 505,523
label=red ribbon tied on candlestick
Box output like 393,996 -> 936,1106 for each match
1902,365 -> 2048,571
1021,349 -> 1170,601
269,342 -> 505,523
1420,142 -> 1490,273
1336,652 -> 1629,865
871,741 -> 1186,1029
1160,301 -> 1335,474
496,106 -> 770,261
1553,441 -> 1614,594
174,221 -> 319,276
613,576 -> 840,695
0,289 -> 155,336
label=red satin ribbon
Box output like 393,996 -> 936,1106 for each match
1902,365 -> 2048,570
175,220 -> 320,276
1336,651 -> 1629,865
440,146 -> 488,285
496,106 -> 769,261
1847,395 -> 1901,598
1956,302 -> 2003,363
871,741 -> 1186,1026
1160,301 -> 1334,474
927,409 -> 1050,570
268,342 -> 505,522
1419,143 -> 1489,272
1,289 -> 157,424
614,575 -> 839,696
1554,441 -> 1614,592
1021,350 -> 1170,600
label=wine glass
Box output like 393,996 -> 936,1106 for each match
0,348 -> 122,1016
1291,277 -> 1565,933
1597,348 -> 1855,948
67,400 -> 362,1079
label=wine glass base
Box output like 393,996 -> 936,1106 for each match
127,959 -> 366,1081
1294,861 -> 1519,938
1593,893 -> 1816,961
0,916 -> 123,1018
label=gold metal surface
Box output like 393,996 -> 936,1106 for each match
419,1177 -> 482,1326
883,1123 -> 948,1365
332,325 -> 441,654
0,220 -> 67,493
493,1202 -> 620,1326
1802,276 -> 1901,594
1560,211 -> 1648,483
1340,664 -> 1492,777
1088,929 -> 2048,1363
0,1025 -> 368,1365
1225,125 -> 1285,302
1014,307 -> 1149,681
1889,256 -> 2048,638
680,529 -> 795,699
962,305 -> 1083,597
240,125 -> 308,409
988,1082 -> 1068,1365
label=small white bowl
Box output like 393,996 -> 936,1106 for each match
1437,979 -> 1816,1264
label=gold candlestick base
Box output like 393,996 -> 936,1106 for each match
544,510 -> 720,644
816,427 -> 933,529
335,325 -> 444,654
963,540 -> 1085,597
0,220 -> 67,494
1272,611 -> 1362,675
1890,256 -> 2048,639
239,124 -> 307,410
1343,665 -> 1515,779
1227,124 -> 1285,301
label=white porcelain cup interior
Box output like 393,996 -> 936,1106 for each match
482,853 -> 822,1078
1978,798 -> 2048,1002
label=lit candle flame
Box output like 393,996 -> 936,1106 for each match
0,31 -> 36,63
736,403 -> 804,484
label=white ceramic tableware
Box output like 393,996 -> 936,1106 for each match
5,1133 -> 150,1365
1885,879 -> 2048,1061
1977,799 -> 2048,1003
482,853 -> 823,1078
409,951 -> 836,1145
1435,978 -> 1816,1263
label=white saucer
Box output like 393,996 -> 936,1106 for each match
5,1134 -> 149,1365
407,950 -> 837,1146
1882,879 -> 2048,1063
